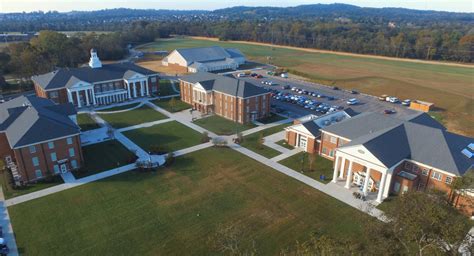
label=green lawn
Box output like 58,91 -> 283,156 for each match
97,102 -> 141,112
73,140 -> 137,179
279,152 -> 334,183
77,113 -> 101,131
99,105 -> 168,128
194,115 -> 256,135
0,169 -> 63,199
156,79 -> 179,96
240,123 -> 290,158
276,139 -> 294,150
151,97 -> 190,113
123,121 -> 202,153
9,147 -> 373,255
138,37 -> 474,137
257,113 -> 287,124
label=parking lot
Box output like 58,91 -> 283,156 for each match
233,69 -> 419,119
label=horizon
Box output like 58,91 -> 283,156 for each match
0,0 -> 472,13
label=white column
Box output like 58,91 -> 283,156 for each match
85,89 -> 90,106
344,160 -> 353,189
67,90 -> 73,104
145,79 -> 150,95
362,168 -> 372,196
140,81 -> 145,97
332,156 -> 340,183
339,157 -> 345,178
377,171 -> 388,203
133,82 -> 137,98
126,82 -> 131,99
91,88 -> 97,105
76,91 -> 82,108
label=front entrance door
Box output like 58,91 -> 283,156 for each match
394,182 -> 401,193
298,135 -> 307,149
60,164 -> 68,174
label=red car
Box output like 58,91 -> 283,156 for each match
384,109 -> 396,114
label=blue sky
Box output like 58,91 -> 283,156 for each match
0,0 -> 472,13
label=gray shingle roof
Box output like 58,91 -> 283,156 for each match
32,62 -> 157,90
336,113 -> 473,176
175,46 -> 244,64
180,72 -> 268,98
302,121 -> 322,137
0,96 -> 79,148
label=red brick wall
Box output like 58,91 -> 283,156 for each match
13,135 -> 83,183
0,133 -> 13,161
319,132 -> 348,159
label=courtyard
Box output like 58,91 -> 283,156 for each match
98,104 -> 168,129
194,115 -> 256,135
77,113 -> 100,131
122,120 -> 203,153
151,97 -> 190,113
9,147 -> 373,255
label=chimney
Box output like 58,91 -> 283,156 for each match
88,48 -> 102,69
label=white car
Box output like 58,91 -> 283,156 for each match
281,73 -> 289,78
237,73 -> 246,77
346,98 -> 360,105
402,99 -> 411,106
388,97 -> 400,103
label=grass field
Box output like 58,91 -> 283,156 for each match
240,123 -> 291,158
0,169 -> 63,199
97,102 -> 141,112
194,115 -> 256,135
156,79 -> 179,96
279,152 -> 334,184
99,105 -> 168,128
151,97 -> 191,113
9,147 -> 373,255
123,121 -> 202,153
276,139 -> 294,150
77,113 -> 100,131
138,37 -> 474,136
73,140 -> 136,178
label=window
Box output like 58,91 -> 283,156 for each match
32,157 -> 39,167
330,136 -> 337,144
322,147 -> 328,155
53,165 -> 60,174
35,169 -> 42,179
337,139 -> 345,147
29,145 -> 36,153
48,141 -> 55,149
421,168 -> 429,176
50,152 -> 57,161
431,171 -> 442,181
71,160 -> 78,169
151,77 -> 157,82
404,162 -> 412,170
329,150 -> 335,157
445,176 -> 453,185
49,91 -> 59,98
68,148 -> 75,157
67,137 -> 73,145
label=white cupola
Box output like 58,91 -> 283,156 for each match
88,48 -> 102,68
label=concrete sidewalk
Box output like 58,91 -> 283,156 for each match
117,118 -> 173,133
229,143 -> 386,221
270,148 -> 302,162
60,172 -> 76,183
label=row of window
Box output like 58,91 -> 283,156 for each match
321,147 -> 335,157
411,163 -> 453,185
34,160 -> 78,179
29,137 -> 73,154
32,148 -> 75,167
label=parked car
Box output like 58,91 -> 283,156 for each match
281,85 -> 291,90
256,74 -> 263,78
332,86 -> 339,90
388,97 -> 400,103
291,87 -> 298,91
327,96 -> 335,101
346,98 -> 360,105
281,73 -> 289,78
402,99 -> 411,106
250,73 -> 258,77
384,109 -> 396,114
350,90 -> 359,94
237,73 -> 246,78
378,94 -> 388,101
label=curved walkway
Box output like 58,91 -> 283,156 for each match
95,102 -> 144,114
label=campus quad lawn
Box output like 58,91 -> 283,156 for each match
76,113 -> 100,131
96,102 -> 141,112
194,115 -> 256,135
73,140 -> 136,179
279,152 -> 334,184
9,147 -> 373,255
123,121 -> 202,153
139,38 -> 474,136
151,97 -> 190,113
256,113 -> 286,124
240,123 -> 291,158
98,105 -> 168,128
0,169 -> 63,199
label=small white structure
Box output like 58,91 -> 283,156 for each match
88,48 -> 102,69
162,46 -> 246,73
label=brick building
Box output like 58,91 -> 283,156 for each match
285,110 -> 473,215
0,96 -> 82,184
179,72 -> 271,123
32,49 -> 160,108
